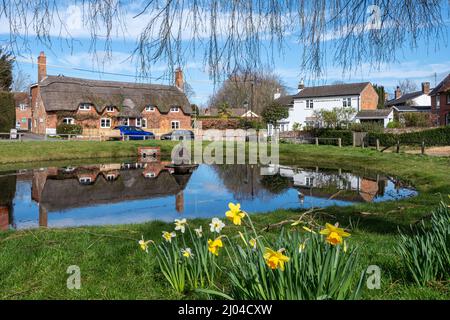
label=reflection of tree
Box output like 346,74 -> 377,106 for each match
0,173 -> 16,229
213,165 -> 286,201
260,175 -> 291,195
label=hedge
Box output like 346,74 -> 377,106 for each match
367,127 -> 450,147
57,124 -> 83,135
309,129 -> 353,146
0,91 -> 15,133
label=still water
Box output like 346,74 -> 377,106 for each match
0,161 -> 417,230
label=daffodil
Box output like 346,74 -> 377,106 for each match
208,237 -> 223,256
194,226 -> 203,238
225,203 -> 246,225
249,238 -> 257,250
181,248 -> 194,259
162,231 -> 176,243
139,236 -> 152,253
174,219 -> 188,234
319,223 -> 351,245
209,218 -> 225,234
298,241 -> 307,253
263,248 -> 290,271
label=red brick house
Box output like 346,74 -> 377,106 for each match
430,74 -> 450,126
14,92 -> 31,131
30,52 -> 192,136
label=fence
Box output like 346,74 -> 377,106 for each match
282,137 -> 343,147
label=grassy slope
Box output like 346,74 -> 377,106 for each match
0,142 -> 449,300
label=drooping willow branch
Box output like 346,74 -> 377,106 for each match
0,0 -> 447,83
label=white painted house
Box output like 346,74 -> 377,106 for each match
385,82 -> 432,116
270,81 -> 379,134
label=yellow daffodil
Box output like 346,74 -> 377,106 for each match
319,223 -> 351,245
181,248 -> 194,259
162,231 -> 176,243
299,241 -> 307,253
174,219 -> 188,234
139,236 -> 152,253
249,238 -> 257,250
225,203 -> 246,225
263,248 -> 290,271
209,218 -> 225,233
208,237 -> 224,256
194,226 -> 203,238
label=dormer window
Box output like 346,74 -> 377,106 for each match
79,103 -> 92,111
19,104 -> 28,111
170,107 -> 180,113
145,106 -> 156,112
79,177 -> 93,185
106,106 -> 115,113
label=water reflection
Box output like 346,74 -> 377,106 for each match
0,162 -> 417,230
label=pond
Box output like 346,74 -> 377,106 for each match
0,161 -> 418,230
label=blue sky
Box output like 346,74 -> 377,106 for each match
3,1 -> 450,106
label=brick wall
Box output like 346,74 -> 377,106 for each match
431,93 -> 450,126
0,206 -> 9,231
360,84 -> 379,110
16,106 -> 32,130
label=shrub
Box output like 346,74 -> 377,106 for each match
386,120 -> 402,129
56,124 -> 83,135
401,113 -> 432,127
396,202 -> 450,286
350,122 -> 384,133
367,127 -> 450,146
309,129 -> 353,146
0,91 -> 15,132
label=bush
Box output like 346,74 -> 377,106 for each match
367,127 -> 450,146
56,124 -> 83,135
350,122 -> 384,133
0,91 -> 15,132
386,120 -> 402,129
396,202 -> 450,286
401,113 -> 432,127
309,129 -> 353,146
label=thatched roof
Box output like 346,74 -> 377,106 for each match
39,75 -> 192,114
40,169 -> 192,212
13,92 -> 29,107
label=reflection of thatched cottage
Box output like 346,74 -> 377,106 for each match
31,164 -> 193,227
31,52 -> 192,136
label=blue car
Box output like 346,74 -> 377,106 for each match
114,126 -> 155,140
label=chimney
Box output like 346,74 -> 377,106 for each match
422,82 -> 430,95
298,79 -> 305,93
395,86 -> 402,100
274,88 -> 281,100
176,191 -> 184,213
37,52 -> 47,83
175,68 -> 184,92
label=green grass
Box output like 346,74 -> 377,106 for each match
0,141 -> 449,299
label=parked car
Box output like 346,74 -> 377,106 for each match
113,126 -> 155,140
160,130 -> 195,141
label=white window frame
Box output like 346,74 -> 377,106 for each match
170,107 -> 180,113
19,104 -> 27,111
62,117 -> 75,125
171,120 -> 180,130
121,118 -> 130,126
136,118 -> 142,128
79,177 -> 92,184
106,174 -> 116,181
305,177 -> 314,187
306,100 -> 314,109
145,106 -> 156,112
106,106 -> 115,113
343,98 -> 352,108
145,172 -> 157,179
447,94 -> 450,105
142,118 -> 147,128
436,94 -> 440,108
79,103 -> 92,111
100,118 -> 112,128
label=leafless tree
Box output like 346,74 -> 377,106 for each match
208,70 -> 286,114
0,1 -> 448,83
12,69 -> 32,92
397,79 -> 419,94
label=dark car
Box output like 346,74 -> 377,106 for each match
160,130 -> 195,141
113,126 -> 155,140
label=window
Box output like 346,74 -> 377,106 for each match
79,103 -> 91,111
100,118 -> 111,128
136,118 -> 142,127
142,118 -> 147,128
145,172 -> 156,179
63,118 -> 75,125
171,121 -> 180,130
170,107 -> 180,113
19,104 -> 27,111
106,106 -> 115,113
436,94 -> 440,108
343,98 -> 352,108
305,177 -> 314,187
120,118 -> 129,126
447,94 -> 450,105
106,174 -> 116,181
79,177 -> 92,185
306,100 -> 314,109
145,106 -> 156,112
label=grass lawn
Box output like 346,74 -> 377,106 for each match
0,141 -> 449,299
